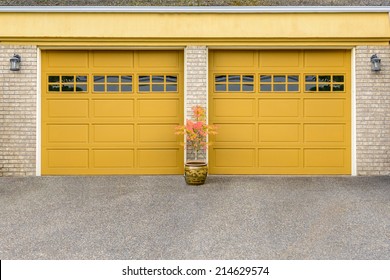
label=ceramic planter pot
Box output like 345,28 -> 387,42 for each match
184,161 -> 208,185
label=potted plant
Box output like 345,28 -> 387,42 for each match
175,105 -> 217,185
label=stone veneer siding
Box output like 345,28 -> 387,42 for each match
0,45 -> 37,176
356,46 -> 390,175
185,46 -> 208,161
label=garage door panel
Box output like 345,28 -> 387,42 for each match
214,149 -> 255,167
138,149 -> 180,168
304,149 -> 345,167
47,149 -> 89,168
212,50 -> 256,68
259,149 -> 300,167
138,51 -> 180,68
138,124 -> 178,143
47,124 -> 89,144
138,99 -> 180,118
92,149 -> 134,168
48,99 -> 89,118
214,124 -> 255,143
304,124 -> 345,143
92,124 -> 134,143
259,99 -> 300,118
92,51 -> 134,68
259,124 -> 300,142
92,99 -> 134,118
304,99 -> 345,118
47,51 -> 89,69
214,99 -> 255,118
260,50 -> 300,68
304,50 -> 346,68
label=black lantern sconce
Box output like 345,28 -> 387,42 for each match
10,54 -> 21,71
370,54 -> 381,72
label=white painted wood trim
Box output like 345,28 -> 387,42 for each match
36,48 -> 41,176
206,47 -> 209,165
351,48 -> 357,176
184,46 -> 188,164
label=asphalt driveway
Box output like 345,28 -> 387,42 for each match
0,176 -> 389,259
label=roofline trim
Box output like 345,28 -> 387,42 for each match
1,6 -> 390,13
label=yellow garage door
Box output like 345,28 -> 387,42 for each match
209,50 -> 351,174
41,50 -> 184,175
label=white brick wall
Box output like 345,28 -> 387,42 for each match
185,46 -> 208,117
185,46 -> 208,161
356,46 -> 390,175
0,45 -> 37,176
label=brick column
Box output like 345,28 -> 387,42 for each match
0,45 -> 37,176
355,46 -> 390,175
185,46 -> 208,161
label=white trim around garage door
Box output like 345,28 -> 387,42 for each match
35,46 -> 186,176
34,46 -> 356,176
36,48 -> 42,176
351,48 -> 357,176
184,46 -> 188,164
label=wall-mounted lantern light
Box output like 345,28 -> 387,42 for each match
370,54 -> 381,71
10,54 -> 21,71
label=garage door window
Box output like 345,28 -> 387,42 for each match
214,74 -> 254,92
138,75 -> 178,93
259,74 -> 299,92
48,75 -> 88,93
305,74 -> 345,92
93,75 -> 133,93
